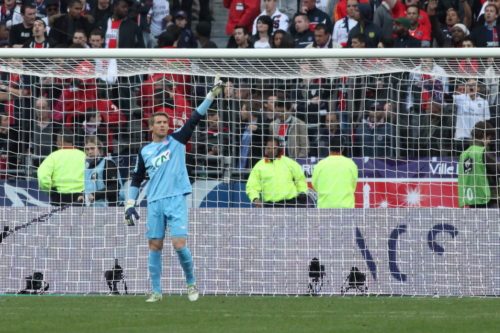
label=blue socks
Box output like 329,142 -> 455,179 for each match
149,247 -> 195,293
175,246 -> 195,285
148,250 -> 162,294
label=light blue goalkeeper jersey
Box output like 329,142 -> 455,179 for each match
129,99 -> 210,203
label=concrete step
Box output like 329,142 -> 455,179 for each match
212,21 -> 228,38
189,20 -> 227,40
212,0 -> 229,38
212,37 -> 229,48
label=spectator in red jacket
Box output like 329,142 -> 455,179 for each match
60,96 -> 125,129
407,5 -> 431,47
223,0 -> 261,35
403,0 -> 431,38
53,59 -> 97,123
139,78 -> 190,125
137,71 -> 191,117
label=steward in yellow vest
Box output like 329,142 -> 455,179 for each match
311,136 -> 358,208
247,137 -> 308,208
37,129 -> 85,206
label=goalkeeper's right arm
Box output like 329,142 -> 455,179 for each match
171,75 -> 226,145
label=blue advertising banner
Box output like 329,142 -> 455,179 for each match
0,157 -> 460,207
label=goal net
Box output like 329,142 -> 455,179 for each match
1,49 -> 500,297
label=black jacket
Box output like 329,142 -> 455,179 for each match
86,156 -> 121,206
9,22 -> 33,46
134,0 -> 153,33
89,5 -> 113,30
409,109 -> 454,158
237,115 -> 267,169
49,14 -> 93,45
393,34 -> 422,48
177,28 -> 197,48
98,16 -> 145,49
293,30 -> 315,48
430,14 -> 455,47
471,25 -> 500,48
347,3 -> 382,48
293,81 -> 330,125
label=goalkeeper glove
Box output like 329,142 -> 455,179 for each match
207,74 -> 226,100
124,199 -> 139,226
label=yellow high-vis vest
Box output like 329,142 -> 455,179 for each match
311,154 -> 358,208
37,148 -> 86,194
246,156 -> 308,203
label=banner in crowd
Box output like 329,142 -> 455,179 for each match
0,158 -> 461,208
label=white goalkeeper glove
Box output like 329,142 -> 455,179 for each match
124,199 -> 139,226
207,74 -> 226,100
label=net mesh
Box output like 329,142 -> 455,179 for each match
0,55 -> 499,296
1,56 -> 499,79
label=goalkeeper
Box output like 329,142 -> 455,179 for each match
124,75 -> 226,302
458,121 -> 500,209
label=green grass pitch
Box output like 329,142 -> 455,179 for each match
1,295 -> 499,333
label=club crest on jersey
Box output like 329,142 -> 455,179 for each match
152,150 -> 171,168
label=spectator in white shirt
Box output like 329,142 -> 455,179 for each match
260,0 -> 297,20
453,79 -> 490,154
332,0 -> 357,47
252,0 -> 289,34
148,0 -> 172,43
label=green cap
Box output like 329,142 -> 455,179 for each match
394,17 -> 411,29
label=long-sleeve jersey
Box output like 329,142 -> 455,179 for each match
130,99 -> 210,203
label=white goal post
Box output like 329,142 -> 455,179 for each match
0,49 -> 500,297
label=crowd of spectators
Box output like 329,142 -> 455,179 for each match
0,0 -> 499,180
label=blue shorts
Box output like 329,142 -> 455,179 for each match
146,195 -> 188,239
